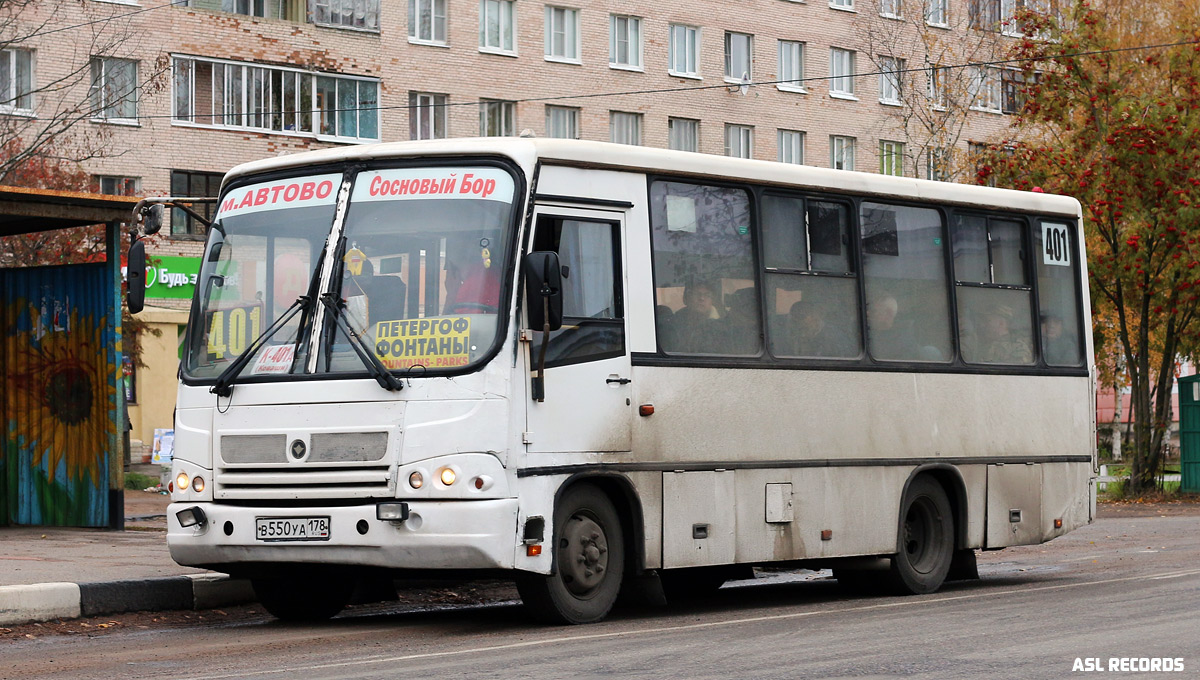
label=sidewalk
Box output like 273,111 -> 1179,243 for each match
0,478 -> 254,626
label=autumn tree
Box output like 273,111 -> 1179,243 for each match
978,0 -> 1200,492
854,0 -> 1011,180
0,0 -> 168,182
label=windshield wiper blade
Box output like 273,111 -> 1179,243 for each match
210,295 -> 310,398
319,293 -> 403,392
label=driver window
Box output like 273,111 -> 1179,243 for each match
531,216 -> 625,367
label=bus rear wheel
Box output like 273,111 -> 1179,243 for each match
888,476 -> 954,595
251,572 -> 354,622
517,484 -> 625,624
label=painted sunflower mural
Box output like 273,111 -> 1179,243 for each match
3,264 -> 117,526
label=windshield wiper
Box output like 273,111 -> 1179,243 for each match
209,248 -> 326,398
210,295 -> 311,398
319,293 -> 403,392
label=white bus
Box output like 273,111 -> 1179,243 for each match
159,138 -> 1096,624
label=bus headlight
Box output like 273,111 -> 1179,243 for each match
191,476 -> 205,493
438,467 -> 457,486
409,471 -> 424,489
176,472 -> 189,492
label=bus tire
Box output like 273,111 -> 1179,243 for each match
517,483 -> 625,624
888,476 -> 955,595
251,573 -> 353,622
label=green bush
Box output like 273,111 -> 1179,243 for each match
124,472 -> 160,490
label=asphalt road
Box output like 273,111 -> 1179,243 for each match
4,505 -> 1199,680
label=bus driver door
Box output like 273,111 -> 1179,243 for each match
525,208 -> 632,454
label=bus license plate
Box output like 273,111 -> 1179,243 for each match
255,517 -> 331,542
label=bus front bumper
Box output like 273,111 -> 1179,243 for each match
167,499 -> 520,571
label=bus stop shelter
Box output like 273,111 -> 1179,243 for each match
0,185 -> 139,529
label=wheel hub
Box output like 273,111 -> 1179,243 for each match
560,515 -> 609,596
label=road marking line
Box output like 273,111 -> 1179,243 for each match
181,568 -> 1200,680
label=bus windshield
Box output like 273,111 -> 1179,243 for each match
319,166 -> 517,376
182,164 -> 519,383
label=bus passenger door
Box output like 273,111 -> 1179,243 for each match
526,209 -> 632,453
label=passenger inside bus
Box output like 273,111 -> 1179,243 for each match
1041,312 -> 1079,365
969,302 -> 1032,364
661,281 -> 723,353
787,300 -> 849,358
721,286 -> 761,354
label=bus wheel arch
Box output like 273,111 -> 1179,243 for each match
888,469 -> 960,594
517,476 -> 639,624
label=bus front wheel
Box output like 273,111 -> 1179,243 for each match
888,476 -> 954,595
251,572 -> 353,622
517,484 -> 625,624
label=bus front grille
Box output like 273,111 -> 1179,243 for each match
214,465 -> 393,500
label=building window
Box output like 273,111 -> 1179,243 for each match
480,0 -> 516,53
480,99 -> 516,136
879,56 -> 904,105
969,66 -> 1002,112
831,135 -> 855,170
94,176 -> 141,196
311,0 -> 380,30
927,147 -> 952,181
172,56 -> 378,141
879,140 -> 905,176
927,0 -> 948,25
545,6 -> 581,62
928,65 -> 947,109
1002,68 -> 1036,114
545,105 -> 579,138
969,0 -> 1029,35
90,57 -> 137,122
223,0 -> 265,16
0,48 -> 34,113
669,24 -> 700,77
830,0 -> 853,8
880,0 -> 901,18
610,111 -> 642,145
778,129 -> 804,164
725,124 -> 753,159
169,170 -> 222,236
610,15 -> 642,69
669,117 -> 699,152
778,41 -> 805,92
409,0 -> 447,43
410,91 -> 448,140
724,31 -> 753,82
829,48 -> 855,98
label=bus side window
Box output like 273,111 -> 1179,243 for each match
650,181 -> 760,356
1035,221 -> 1084,367
531,216 -> 625,367
860,202 -> 953,363
761,195 -> 860,360
953,215 -> 1035,366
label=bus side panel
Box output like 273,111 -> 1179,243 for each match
726,467 -> 906,564
986,463 -> 1044,548
1041,462 -> 1093,539
960,464 -> 988,549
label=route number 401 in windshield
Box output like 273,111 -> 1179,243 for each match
207,304 -> 264,361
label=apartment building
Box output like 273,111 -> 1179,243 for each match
6,0 -> 1038,218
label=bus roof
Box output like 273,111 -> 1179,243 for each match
223,137 -> 1082,218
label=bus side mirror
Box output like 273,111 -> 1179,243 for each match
524,251 -> 563,332
127,237 -> 147,314
143,204 -> 164,235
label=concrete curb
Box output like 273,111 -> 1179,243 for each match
0,575 -> 254,626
